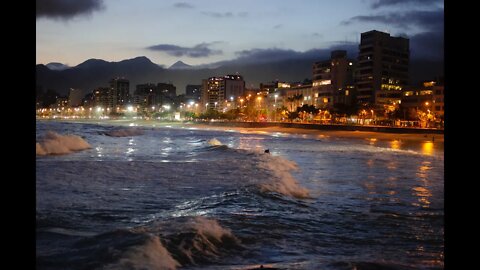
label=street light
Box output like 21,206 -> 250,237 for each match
257,96 -> 262,108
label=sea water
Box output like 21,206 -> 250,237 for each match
36,120 -> 444,269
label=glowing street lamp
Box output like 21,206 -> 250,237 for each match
257,96 -> 262,108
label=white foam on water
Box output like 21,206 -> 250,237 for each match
104,235 -> 180,270
257,154 -> 311,199
208,138 -> 223,146
36,131 -> 91,156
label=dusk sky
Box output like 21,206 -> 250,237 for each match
36,0 -> 444,68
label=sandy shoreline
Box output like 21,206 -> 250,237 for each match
39,118 -> 444,146
191,123 -> 443,144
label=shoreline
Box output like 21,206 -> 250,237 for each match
38,118 -> 444,145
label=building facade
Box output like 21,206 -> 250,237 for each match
313,50 -> 355,110
355,30 -> 409,110
68,88 -> 84,107
185,84 -> 202,103
109,78 -> 130,111
201,75 -> 245,112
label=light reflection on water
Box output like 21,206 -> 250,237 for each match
36,121 -> 443,269
413,161 -> 434,208
422,141 -> 434,155
390,139 -> 401,150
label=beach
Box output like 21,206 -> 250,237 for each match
48,118 -> 443,145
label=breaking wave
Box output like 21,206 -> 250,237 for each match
98,217 -> 240,270
104,235 -> 180,270
36,131 -> 91,156
208,138 -> 223,146
256,153 -> 311,199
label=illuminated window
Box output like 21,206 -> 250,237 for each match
323,98 -> 329,103
345,90 -> 349,96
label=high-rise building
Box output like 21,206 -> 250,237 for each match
133,83 -> 158,108
109,78 -> 130,111
201,75 -> 245,111
224,75 -> 245,101
68,88 -> 84,107
157,83 -> 177,105
355,30 -> 409,110
202,77 -> 224,111
185,84 -> 201,102
313,50 -> 355,109
93,87 -> 110,108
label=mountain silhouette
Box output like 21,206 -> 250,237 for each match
169,61 -> 193,70
36,56 -> 443,97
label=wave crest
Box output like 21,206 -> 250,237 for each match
257,154 -> 311,199
165,216 -> 241,265
36,131 -> 91,156
104,235 -> 180,270
208,138 -> 223,146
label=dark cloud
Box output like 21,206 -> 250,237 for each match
273,24 -> 283,29
202,11 -> 233,18
174,2 -> 194,9
409,31 -> 443,60
370,0 -> 441,9
146,43 -> 222,58
37,0 -> 105,20
342,9 -> 443,31
231,43 -> 358,65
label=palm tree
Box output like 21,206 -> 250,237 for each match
287,94 -> 304,112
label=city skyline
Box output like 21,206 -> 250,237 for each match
36,0 -> 444,68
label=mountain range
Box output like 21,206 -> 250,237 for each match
36,56 -> 443,97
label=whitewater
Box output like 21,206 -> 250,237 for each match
36,120 -> 444,269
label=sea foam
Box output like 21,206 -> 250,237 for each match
208,138 -> 223,146
257,154 -> 311,199
36,131 -> 91,156
104,235 -> 180,270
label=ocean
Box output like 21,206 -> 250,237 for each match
36,120 -> 444,270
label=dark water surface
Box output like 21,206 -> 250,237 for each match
36,121 -> 443,269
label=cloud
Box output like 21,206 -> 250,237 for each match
230,43 -> 358,65
36,0 -> 105,20
174,2 -> 194,9
202,11 -> 233,18
342,9 -> 443,31
370,0 -> 442,9
146,43 -> 222,58
410,31 -> 443,60
273,24 -> 283,29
